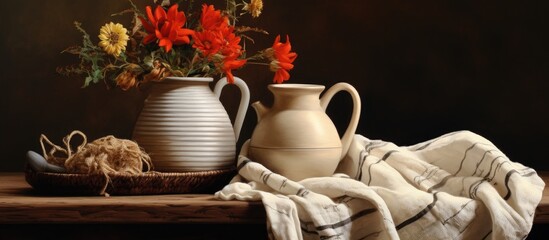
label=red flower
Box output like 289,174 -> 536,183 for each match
139,4 -> 194,52
218,32 -> 246,83
194,4 -> 240,57
193,30 -> 223,57
193,4 -> 246,83
269,35 -> 297,84
200,4 -> 229,31
221,53 -> 247,84
220,31 -> 243,56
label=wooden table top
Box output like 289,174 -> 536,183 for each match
534,171 -> 549,224
1,172 -> 547,224
0,173 -> 265,224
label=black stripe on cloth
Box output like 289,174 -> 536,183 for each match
381,150 -> 398,161
313,208 -> 378,232
412,131 -> 463,151
236,158 -> 251,172
356,142 -> 389,180
483,156 -> 508,180
366,141 -> 388,151
442,200 -> 474,225
279,179 -> 287,190
300,227 -> 317,235
320,233 -> 343,240
301,229 -> 345,240
261,171 -> 273,184
471,149 -> 499,176
413,166 -> 441,186
503,168 -> 537,200
428,151 -> 500,192
427,174 -> 451,192
365,150 -> 398,185
296,187 -> 310,197
396,192 -> 440,230
367,159 -> 383,185
316,208 -> 377,231
468,179 -> 486,199
359,230 -> 382,240
458,215 -> 475,234
481,230 -> 492,240
264,203 -> 291,216
454,142 -> 493,175
356,150 -> 368,180
337,196 -> 355,206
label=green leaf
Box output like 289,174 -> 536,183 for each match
83,76 -> 93,88
143,56 -> 153,67
92,69 -> 103,82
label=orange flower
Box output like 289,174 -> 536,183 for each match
269,35 -> 297,84
220,31 -> 243,56
200,4 -> 229,31
139,4 -> 194,52
194,5 -> 240,59
221,53 -> 247,84
193,30 -> 223,57
194,4 -> 246,83
218,32 -> 246,84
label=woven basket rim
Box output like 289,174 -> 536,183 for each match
25,167 -> 236,195
30,168 -> 235,177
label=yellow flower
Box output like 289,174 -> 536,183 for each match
98,22 -> 129,57
242,0 -> 263,18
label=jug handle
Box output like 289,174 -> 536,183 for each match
214,77 -> 250,141
320,83 -> 361,159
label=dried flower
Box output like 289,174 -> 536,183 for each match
143,60 -> 171,82
98,22 -> 129,57
243,0 -> 263,18
116,64 -> 142,90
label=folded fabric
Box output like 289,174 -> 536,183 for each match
215,131 -> 545,240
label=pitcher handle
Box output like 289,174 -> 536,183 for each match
214,77 -> 250,141
320,82 -> 361,159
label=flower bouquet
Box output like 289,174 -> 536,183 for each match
33,0 -> 300,194
58,0 -> 297,90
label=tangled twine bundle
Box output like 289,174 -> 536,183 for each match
39,130 -> 153,196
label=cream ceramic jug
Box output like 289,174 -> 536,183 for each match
249,83 -> 361,181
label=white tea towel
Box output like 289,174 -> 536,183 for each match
215,131 -> 545,239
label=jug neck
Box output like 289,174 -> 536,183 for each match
269,84 -> 325,110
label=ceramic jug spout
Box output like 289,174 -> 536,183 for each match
252,101 -> 270,122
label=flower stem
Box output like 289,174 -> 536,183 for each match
245,62 -> 270,66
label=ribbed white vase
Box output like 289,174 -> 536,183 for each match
132,76 -> 249,172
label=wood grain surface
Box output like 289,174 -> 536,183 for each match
0,173 -> 265,224
535,171 -> 549,224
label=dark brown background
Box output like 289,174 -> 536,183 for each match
1,0 -> 548,172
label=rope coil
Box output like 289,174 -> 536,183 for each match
39,130 -> 153,196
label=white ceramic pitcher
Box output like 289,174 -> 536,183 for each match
133,76 -> 249,172
249,83 -> 361,180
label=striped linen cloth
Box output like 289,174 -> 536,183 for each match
215,131 -> 545,239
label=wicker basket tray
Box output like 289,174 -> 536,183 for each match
25,167 -> 236,196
